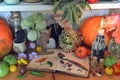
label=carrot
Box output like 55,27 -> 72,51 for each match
35,58 -> 46,63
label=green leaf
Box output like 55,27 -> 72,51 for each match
35,20 -> 46,32
53,1 -> 61,13
21,16 -> 34,29
27,29 -> 38,41
52,0 -> 91,29
32,13 -> 44,23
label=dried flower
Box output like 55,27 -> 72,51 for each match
112,27 -> 120,44
29,42 -> 36,49
29,52 -> 38,60
18,53 -> 27,59
104,14 -> 120,32
104,14 -> 120,44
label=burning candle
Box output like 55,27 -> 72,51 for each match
91,17 -> 106,62
98,17 -> 104,35
100,17 -> 104,29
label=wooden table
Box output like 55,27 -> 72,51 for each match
0,71 -> 119,80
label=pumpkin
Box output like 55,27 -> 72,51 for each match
0,18 -> 13,58
80,16 -> 111,47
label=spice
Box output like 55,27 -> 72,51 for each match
91,56 -> 97,68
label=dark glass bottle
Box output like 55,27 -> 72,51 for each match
91,29 -> 106,62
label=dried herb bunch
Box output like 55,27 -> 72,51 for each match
42,0 -> 91,29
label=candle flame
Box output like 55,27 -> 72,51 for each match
100,17 -> 103,29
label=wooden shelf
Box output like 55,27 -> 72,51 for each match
0,1 -> 120,12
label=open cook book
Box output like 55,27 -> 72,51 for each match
27,49 -> 90,77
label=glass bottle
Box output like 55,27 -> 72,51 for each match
8,11 -> 22,38
91,29 -> 106,62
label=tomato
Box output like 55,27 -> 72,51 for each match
9,65 -> 17,72
35,46 -> 42,53
74,46 -> 88,58
104,67 -> 113,75
86,0 -> 98,4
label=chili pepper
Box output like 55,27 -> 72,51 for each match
30,71 -> 45,77
16,75 -> 26,79
35,58 -> 46,63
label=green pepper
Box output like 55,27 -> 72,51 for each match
16,75 -> 26,79
30,71 -> 45,77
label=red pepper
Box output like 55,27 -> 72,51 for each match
35,58 -> 46,63
112,63 -> 120,75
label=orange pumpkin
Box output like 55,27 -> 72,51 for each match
0,18 -> 13,58
80,16 -> 111,47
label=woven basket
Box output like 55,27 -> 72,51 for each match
23,0 -> 41,3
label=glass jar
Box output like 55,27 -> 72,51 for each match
4,0 -> 20,5
108,38 -> 120,59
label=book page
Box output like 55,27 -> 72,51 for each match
27,49 -> 90,77
27,52 -> 59,72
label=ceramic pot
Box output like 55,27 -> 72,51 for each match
4,0 -> 20,5
13,40 -> 26,53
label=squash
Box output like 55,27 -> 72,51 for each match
80,16 -> 111,47
0,18 -> 13,58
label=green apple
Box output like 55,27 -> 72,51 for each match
0,62 -> 9,77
